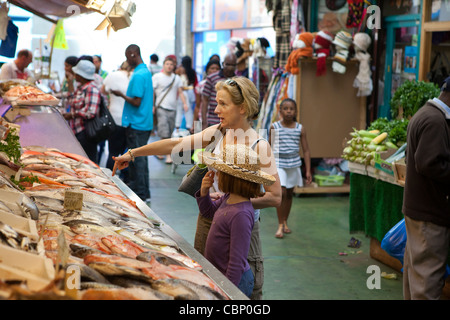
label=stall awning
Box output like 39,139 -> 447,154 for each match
8,0 -> 91,23
8,0 -> 135,31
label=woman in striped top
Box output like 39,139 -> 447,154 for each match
269,98 -> 312,238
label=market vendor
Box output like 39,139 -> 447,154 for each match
0,49 -> 34,81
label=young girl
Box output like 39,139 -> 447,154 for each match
269,98 -> 312,239
195,144 -> 275,297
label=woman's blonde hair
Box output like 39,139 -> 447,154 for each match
215,76 -> 260,121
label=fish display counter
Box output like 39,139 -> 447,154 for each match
0,104 -> 87,157
0,104 -> 248,300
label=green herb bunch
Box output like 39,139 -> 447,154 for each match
0,127 -> 22,164
390,80 -> 440,119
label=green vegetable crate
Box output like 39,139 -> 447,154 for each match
314,175 -> 345,187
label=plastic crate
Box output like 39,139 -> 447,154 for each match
314,175 -> 345,187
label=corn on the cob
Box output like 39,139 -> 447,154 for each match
371,132 -> 388,145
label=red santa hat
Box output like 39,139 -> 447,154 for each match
314,30 -> 334,49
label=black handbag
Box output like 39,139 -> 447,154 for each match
85,96 -> 116,143
178,125 -> 224,197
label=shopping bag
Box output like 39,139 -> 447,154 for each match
85,97 -> 116,143
381,218 -> 406,265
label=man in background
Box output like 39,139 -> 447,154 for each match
201,53 -> 237,129
0,49 -> 33,81
111,44 -> 153,203
149,53 -> 162,75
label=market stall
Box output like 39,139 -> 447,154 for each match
0,83 -> 247,300
343,88 -> 450,297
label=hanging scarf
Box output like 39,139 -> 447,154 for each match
346,0 -> 365,29
316,48 -> 330,77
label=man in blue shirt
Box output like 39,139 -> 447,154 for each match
111,44 -> 153,202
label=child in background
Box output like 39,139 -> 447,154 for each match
269,98 -> 312,239
195,144 -> 275,297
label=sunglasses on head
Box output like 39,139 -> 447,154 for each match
225,79 -> 243,97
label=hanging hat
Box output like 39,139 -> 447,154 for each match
325,0 -> 347,11
198,144 -> 276,186
72,60 -> 95,80
314,30 -> 334,49
353,33 -> 372,52
333,31 -> 353,49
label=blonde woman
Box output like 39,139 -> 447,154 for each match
112,76 -> 281,299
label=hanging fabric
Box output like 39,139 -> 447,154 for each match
0,3 -> 9,41
272,0 -> 291,69
0,20 -> 18,58
346,0 -> 365,29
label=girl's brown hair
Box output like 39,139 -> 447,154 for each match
218,171 -> 265,199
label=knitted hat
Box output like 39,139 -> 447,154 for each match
353,33 -> 372,52
299,32 -> 314,48
314,30 -> 334,49
198,144 -> 276,186
333,31 -> 353,49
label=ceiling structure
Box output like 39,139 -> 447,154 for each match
7,0 -> 135,32
8,0 -> 92,23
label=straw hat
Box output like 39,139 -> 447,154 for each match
198,144 -> 276,186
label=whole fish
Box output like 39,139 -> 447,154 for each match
114,229 -> 160,251
81,287 -> 171,300
80,282 -> 122,290
135,228 -> 179,249
0,221 -> 20,248
88,262 -> 151,282
137,251 -> 184,267
66,263 -> 111,284
100,234 -> 146,258
140,256 -> 221,295
150,278 -> 200,300
71,234 -> 112,254
69,243 -> 106,258
63,220 -> 116,237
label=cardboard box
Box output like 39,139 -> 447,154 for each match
0,211 -> 38,241
393,158 -> 406,187
348,162 -> 367,176
0,244 -> 55,291
373,149 -> 397,176
0,189 -> 24,216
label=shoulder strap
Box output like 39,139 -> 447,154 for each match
157,75 -> 176,106
205,125 -> 225,152
251,137 -> 266,150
